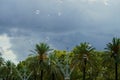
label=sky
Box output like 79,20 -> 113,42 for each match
0,0 -> 120,64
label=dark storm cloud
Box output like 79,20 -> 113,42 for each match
1,0 -> 120,62
0,0 -> 81,34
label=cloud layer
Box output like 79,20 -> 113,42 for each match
0,0 -> 120,62
0,34 -> 18,64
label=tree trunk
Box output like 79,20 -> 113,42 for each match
34,72 -> 37,80
83,59 -> 86,80
41,70 -> 43,80
52,73 -> 55,80
115,62 -> 118,80
39,59 -> 43,80
114,54 -> 118,80
33,67 -> 37,80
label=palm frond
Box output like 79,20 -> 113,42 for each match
105,37 -> 120,58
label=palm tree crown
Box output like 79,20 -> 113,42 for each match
73,42 -> 95,60
35,43 -> 52,61
105,37 -> 120,58
105,37 -> 120,80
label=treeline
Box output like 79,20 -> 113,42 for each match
0,37 -> 120,80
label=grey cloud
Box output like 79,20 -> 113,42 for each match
0,0 -> 85,34
1,0 -> 120,62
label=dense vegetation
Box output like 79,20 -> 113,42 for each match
0,37 -> 120,80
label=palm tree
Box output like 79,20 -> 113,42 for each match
0,55 -> 4,79
0,57 -> 4,67
45,53 -> 64,80
72,42 -> 95,80
105,37 -> 120,80
0,53 -> 4,67
1,60 -> 16,80
25,56 -> 39,80
34,42 -> 52,80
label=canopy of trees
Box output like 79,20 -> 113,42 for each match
0,37 -> 120,80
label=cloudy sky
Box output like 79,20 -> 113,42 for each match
0,0 -> 120,64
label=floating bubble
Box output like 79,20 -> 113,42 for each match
35,10 -> 40,14
45,36 -> 50,42
48,14 -> 50,16
104,1 -> 109,6
57,0 -> 63,4
58,12 -> 62,16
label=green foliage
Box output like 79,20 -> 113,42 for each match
1,39 -> 120,80
105,37 -> 120,80
35,43 -> 52,56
